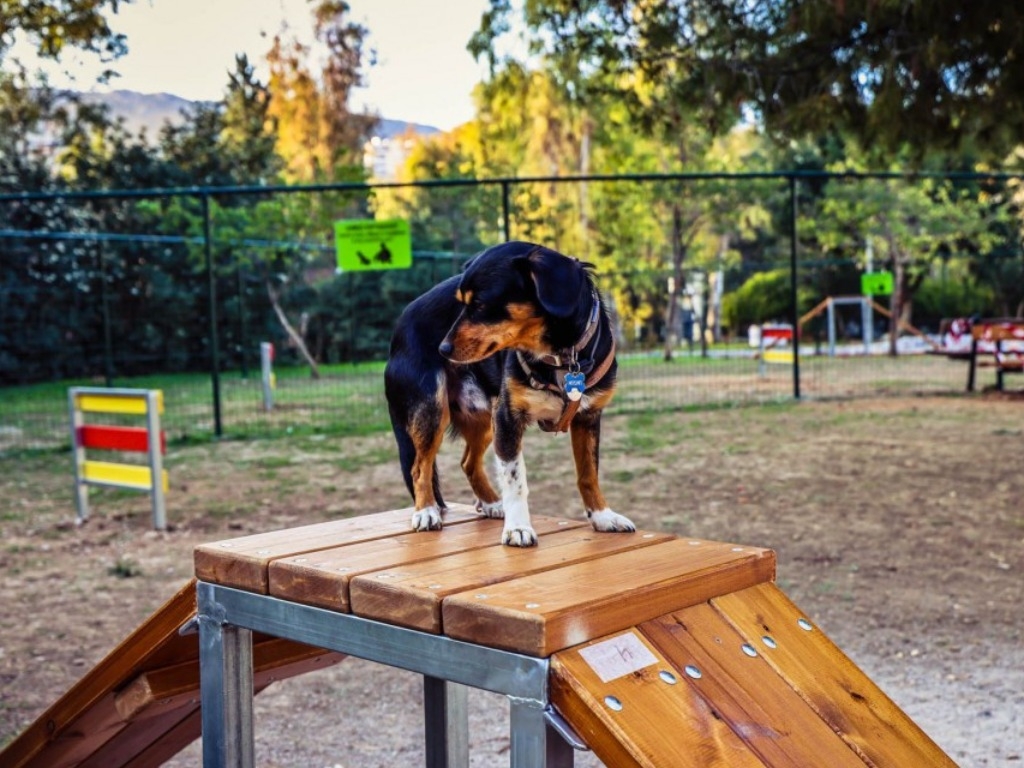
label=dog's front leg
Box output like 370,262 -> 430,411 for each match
493,394 -> 536,547
571,412 -> 635,533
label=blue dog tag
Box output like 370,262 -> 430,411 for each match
564,371 -> 586,401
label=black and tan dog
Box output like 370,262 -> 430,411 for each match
384,241 -> 635,546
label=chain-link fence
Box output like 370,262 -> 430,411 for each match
2,171 -> 1022,451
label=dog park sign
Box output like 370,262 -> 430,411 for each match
861,270 -> 894,296
334,218 -> 412,272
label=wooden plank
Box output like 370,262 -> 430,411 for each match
194,503 -> 480,594
640,604 -> 867,767
79,704 -> 197,768
441,539 -> 775,656
76,391 -> 163,416
971,321 -> 1024,341
712,583 -> 957,767
762,349 -> 794,364
82,460 -> 169,493
113,638 -> 344,721
269,516 -> 586,611
78,425 -> 166,454
550,628 -> 765,768
350,528 -> 676,635
1,580 -> 197,768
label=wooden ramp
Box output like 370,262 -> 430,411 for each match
0,580 -> 343,768
551,582 -> 956,767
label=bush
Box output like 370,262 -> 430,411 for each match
722,269 -> 816,333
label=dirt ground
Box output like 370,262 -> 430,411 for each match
1,395 -> 1022,766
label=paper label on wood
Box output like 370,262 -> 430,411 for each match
578,632 -> 658,683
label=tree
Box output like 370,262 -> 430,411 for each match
475,1 -> 1024,160
0,0 -> 131,74
808,156 -> 1010,354
266,0 -> 377,182
221,54 -> 282,185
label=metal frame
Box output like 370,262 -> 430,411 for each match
196,582 -> 578,767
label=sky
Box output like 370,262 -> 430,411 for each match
10,0 -> 494,131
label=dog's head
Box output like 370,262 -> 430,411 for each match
439,241 -> 592,364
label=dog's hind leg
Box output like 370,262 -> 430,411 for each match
406,406 -> 449,531
571,413 -> 635,533
454,412 -> 501,517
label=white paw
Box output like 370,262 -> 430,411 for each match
502,525 -> 538,547
590,508 -> 636,533
477,499 -> 504,518
411,506 -> 443,531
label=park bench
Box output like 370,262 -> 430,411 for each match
965,318 -> 1024,392
932,317 -> 1024,391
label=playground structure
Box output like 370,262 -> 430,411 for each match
797,295 -> 939,356
1,504 -> 956,767
68,387 -> 169,530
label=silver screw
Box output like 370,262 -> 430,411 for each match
604,696 -> 623,711
659,670 -> 678,685
684,665 -> 702,679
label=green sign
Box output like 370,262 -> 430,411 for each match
861,271 -> 894,296
335,218 -> 412,272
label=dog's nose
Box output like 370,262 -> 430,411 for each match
438,340 -> 454,358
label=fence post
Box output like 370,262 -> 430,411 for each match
501,180 -> 512,242
98,240 -> 115,386
202,193 -> 224,437
789,175 -> 801,400
260,342 -> 275,412
237,265 -> 249,379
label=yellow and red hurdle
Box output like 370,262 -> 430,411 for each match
68,387 -> 169,530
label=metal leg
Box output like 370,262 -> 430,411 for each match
199,588 -> 254,767
424,676 -> 469,768
509,699 -> 574,768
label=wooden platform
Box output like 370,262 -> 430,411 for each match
193,503 -> 954,766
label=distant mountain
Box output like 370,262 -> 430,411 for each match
72,89 -> 442,142
74,90 -> 203,138
376,118 -> 442,140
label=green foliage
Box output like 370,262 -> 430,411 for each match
475,1 -> 1024,160
913,272 -> 997,327
0,0 -> 130,73
721,269 -> 815,333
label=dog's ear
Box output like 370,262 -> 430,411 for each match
522,248 -> 584,317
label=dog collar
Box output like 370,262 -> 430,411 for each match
528,290 -> 602,369
516,289 -> 616,433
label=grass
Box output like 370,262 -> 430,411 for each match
0,348 -> 998,455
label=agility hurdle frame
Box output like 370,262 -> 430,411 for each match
757,323 -> 794,376
69,386 -> 168,530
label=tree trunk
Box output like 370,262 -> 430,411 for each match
663,202 -> 684,362
888,255 -> 905,357
267,281 -> 321,379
